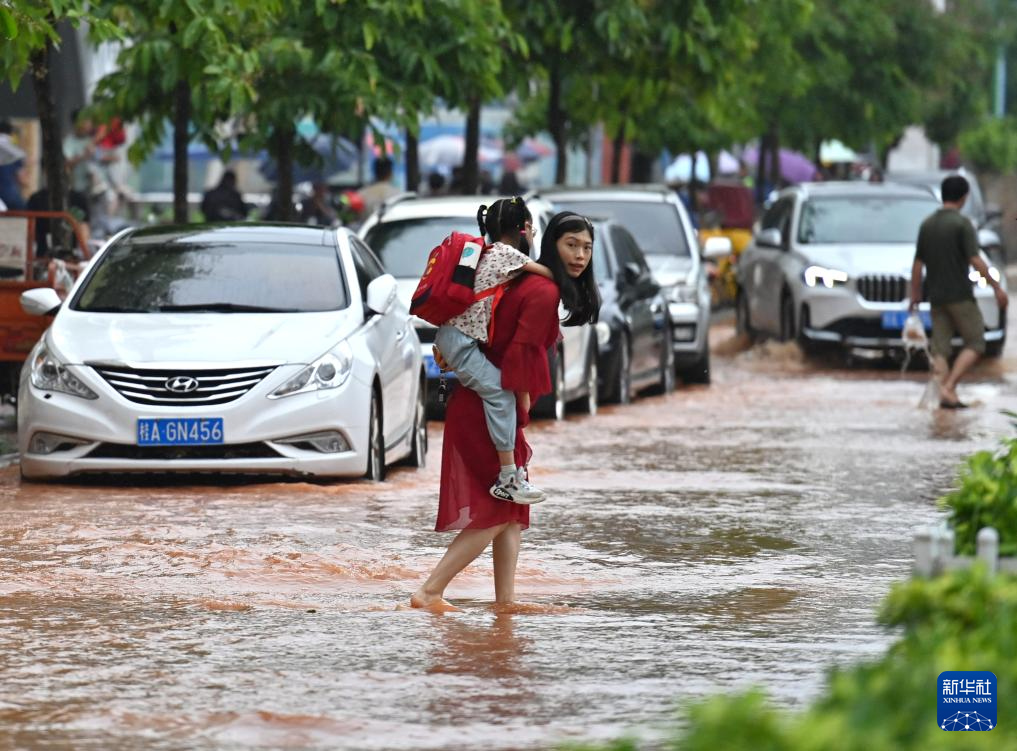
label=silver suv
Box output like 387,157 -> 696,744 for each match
532,185 -> 726,384
736,182 -> 1007,357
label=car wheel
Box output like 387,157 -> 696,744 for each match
651,324 -> 676,395
606,332 -> 633,405
534,348 -> 566,420
364,389 -> 386,481
576,352 -> 598,415
398,380 -> 427,468
779,293 -> 796,343
679,346 -> 711,385
736,289 -> 754,340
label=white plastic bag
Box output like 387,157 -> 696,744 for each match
902,313 -> 928,350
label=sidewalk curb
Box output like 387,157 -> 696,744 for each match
0,452 -> 19,470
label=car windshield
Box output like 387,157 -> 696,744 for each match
796,197 -> 938,244
72,242 -> 348,313
553,200 -> 690,257
364,217 -> 481,278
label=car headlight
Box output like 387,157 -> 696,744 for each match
803,265 -> 849,288
667,285 -> 699,303
269,341 -> 354,399
30,344 -> 98,400
969,267 -> 1001,287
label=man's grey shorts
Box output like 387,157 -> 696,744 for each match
930,300 -> 985,357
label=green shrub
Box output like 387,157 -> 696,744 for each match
564,568 -> 1015,750
958,117 -> 1017,174
940,437 -> 1017,556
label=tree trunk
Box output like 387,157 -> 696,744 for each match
755,134 -> 768,204
272,124 -> 296,221
30,42 -> 70,250
462,96 -> 480,195
630,148 -> 653,183
173,79 -> 191,224
769,127 -> 781,189
610,124 -> 626,184
548,55 -> 567,184
405,128 -> 420,194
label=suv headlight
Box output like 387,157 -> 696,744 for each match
803,265 -> 848,288
30,344 -> 98,400
269,341 -> 354,399
969,267 -> 1001,287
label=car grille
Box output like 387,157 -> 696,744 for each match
86,442 -> 281,460
91,365 -> 277,406
856,275 -> 909,303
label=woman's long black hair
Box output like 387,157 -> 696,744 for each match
476,196 -> 532,253
539,211 -> 600,327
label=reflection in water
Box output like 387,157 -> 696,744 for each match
2,317 -> 1017,749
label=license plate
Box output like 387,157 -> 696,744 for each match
423,354 -> 454,379
137,417 -> 224,446
881,310 -> 931,330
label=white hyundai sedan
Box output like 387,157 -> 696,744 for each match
17,224 -> 426,481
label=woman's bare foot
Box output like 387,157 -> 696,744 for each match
410,589 -> 462,613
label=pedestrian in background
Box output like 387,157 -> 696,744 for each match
908,175 -> 1008,408
201,170 -> 249,222
0,120 -> 28,210
359,157 -> 399,216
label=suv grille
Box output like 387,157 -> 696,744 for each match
857,275 -> 909,303
91,365 -> 277,406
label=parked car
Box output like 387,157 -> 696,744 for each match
18,224 -> 426,481
534,185 -> 728,385
735,182 -> 1007,357
888,168 -> 1004,267
589,218 -> 674,402
358,194 -> 601,419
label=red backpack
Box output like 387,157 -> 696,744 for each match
409,232 -> 508,332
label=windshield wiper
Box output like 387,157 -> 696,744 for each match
153,303 -> 301,313
81,306 -> 154,313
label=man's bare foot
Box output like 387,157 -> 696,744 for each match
410,590 -> 462,613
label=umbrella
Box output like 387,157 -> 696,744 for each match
0,136 -> 25,167
515,137 -> 554,163
418,134 -> 502,168
820,139 -> 858,164
665,152 -> 710,183
717,150 -> 741,175
742,145 -> 817,184
259,133 -> 358,184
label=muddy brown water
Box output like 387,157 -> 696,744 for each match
2,321 -> 1016,750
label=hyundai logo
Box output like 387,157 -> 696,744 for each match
165,376 -> 200,393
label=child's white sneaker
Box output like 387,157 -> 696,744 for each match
490,468 -> 546,504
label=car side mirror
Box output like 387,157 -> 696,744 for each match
978,228 -> 1001,250
702,236 -> 733,261
365,274 -> 397,316
757,228 -> 782,249
622,262 -> 642,285
21,288 -> 62,317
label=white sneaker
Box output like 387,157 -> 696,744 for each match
490,468 -> 546,504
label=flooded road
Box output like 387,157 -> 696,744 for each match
3,319 -> 1017,750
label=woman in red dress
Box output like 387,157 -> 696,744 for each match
412,212 -> 600,611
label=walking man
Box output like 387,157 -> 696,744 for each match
909,175 -> 1008,408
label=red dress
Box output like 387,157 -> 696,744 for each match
436,275 -> 561,531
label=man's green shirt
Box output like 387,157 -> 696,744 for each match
915,208 -> 978,305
